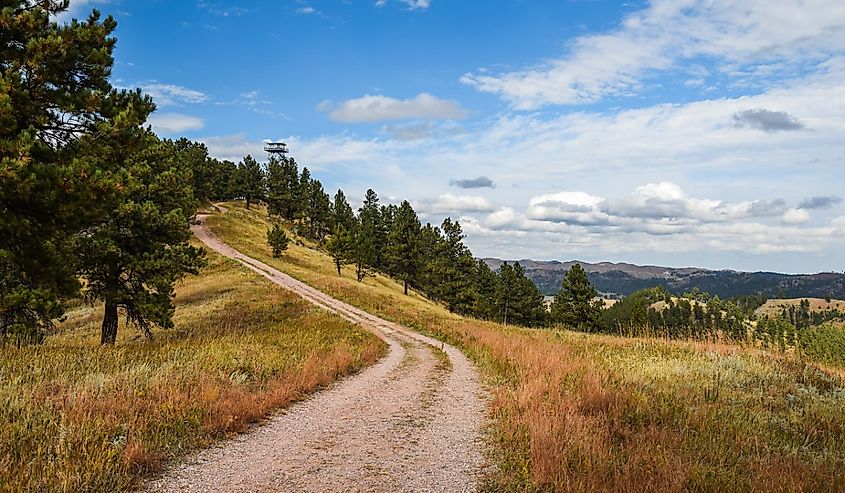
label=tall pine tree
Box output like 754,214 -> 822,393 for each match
332,189 -> 355,231
78,130 -> 206,344
266,155 -> 287,217
551,264 -> 603,332
1,3 -> 125,340
431,218 -> 477,313
385,201 -> 421,295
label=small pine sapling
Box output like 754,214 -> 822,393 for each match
267,224 -> 289,258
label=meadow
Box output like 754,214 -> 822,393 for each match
211,203 -> 845,492
0,244 -> 384,492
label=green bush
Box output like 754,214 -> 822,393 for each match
800,323 -> 845,368
266,225 -> 289,258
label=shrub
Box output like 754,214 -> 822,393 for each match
267,225 -> 289,258
800,323 -> 845,368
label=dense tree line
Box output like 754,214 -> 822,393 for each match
1,2 -> 205,344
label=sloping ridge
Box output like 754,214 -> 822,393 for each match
484,257 -> 845,298
145,214 -> 488,492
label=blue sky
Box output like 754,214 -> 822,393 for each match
64,0 -> 845,273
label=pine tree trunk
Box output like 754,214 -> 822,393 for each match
245,197 -> 251,210
101,301 -> 119,345
404,280 -> 408,296
335,260 -> 341,276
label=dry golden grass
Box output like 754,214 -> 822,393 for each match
211,202 -> 845,492
757,297 -> 845,317
0,242 -> 385,493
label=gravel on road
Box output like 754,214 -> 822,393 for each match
144,214 -> 489,492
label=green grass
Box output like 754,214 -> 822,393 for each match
0,242 -> 385,493
210,202 -> 845,492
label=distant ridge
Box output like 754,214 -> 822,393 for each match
482,258 -> 845,298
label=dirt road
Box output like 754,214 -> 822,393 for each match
145,214 -> 488,492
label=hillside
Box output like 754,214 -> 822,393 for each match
484,258 -> 845,298
756,297 -> 845,317
203,203 -> 845,492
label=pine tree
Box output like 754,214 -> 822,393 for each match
551,264 -> 603,332
239,155 -> 265,210
296,167 -> 312,231
495,263 -> 519,325
266,155 -> 287,217
210,159 -> 237,200
385,201 -> 422,295
171,138 -> 212,202
78,133 -> 206,344
357,189 -> 384,269
326,224 -> 354,275
494,262 -> 546,326
309,179 -> 332,241
332,189 -> 355,231
415,223 -> 442,296
1,3 -> 125,340
350,218 -> 372,282
472,260 -> 498,320
283,158 -> 301,219
267,224 -> 289,258
431,218 -> 477,313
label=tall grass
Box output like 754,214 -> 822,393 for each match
211,202 -> 845,492
0,246 -> 384,492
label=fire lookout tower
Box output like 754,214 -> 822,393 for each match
264,142 -> 288,155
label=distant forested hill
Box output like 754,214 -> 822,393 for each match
482,259 -> 845,299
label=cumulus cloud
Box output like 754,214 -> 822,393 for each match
417,194 -> 496,214
322,93 -> 466,123
458,182 -> 843,262
799,195 -> 842,209
781,208 -> 811,224
462,0 -> 845,108
450,176 -> 495,189
148,113 -> 204,134
520,182 -> 814,235
732,109 -> 805,132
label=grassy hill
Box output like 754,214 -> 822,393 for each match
756,297 -> 845,317
210,203 -> 845,492
0,241 -> 384,492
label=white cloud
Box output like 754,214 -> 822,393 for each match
464,183 -> 842,261
781,208 -> 811,224
462,0 -> 845,108
195,54 -> 845,271
148,113 -> 204,134
140,82 -> 208,107
375,0 -> 430,10
54,0 -> 112,23
322,93 -> 466,123
199,133 -> 264,162
417,194 -> 496,214
295,6 -> 316,15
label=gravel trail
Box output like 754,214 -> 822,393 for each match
144,214 -> 488,492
